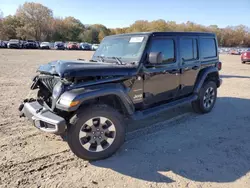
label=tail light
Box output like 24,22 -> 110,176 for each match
216,62 -> 222,71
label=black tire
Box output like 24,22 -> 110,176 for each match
242,61 -> 245,64
192,81 -> 217,114
67,105 -> 125,161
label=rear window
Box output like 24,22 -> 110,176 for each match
200,38 -> 217,58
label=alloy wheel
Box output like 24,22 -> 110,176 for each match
203,87 -> 215,109
79,117 -> 116,152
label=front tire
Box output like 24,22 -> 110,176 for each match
192,81 -> 217,114
67,105 -> 125,161
242,61 -> 245,64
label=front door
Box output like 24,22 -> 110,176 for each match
143,37 -> 180,106
179,37 -> 200,96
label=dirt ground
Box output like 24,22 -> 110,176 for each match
0,49 -> 250,188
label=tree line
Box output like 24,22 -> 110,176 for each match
0,2 -> 250,47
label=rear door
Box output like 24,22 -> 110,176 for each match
179,37 -> 200,96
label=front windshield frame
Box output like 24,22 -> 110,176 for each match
92,35 -> 149,64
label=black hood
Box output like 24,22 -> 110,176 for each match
37,60 -> 137,78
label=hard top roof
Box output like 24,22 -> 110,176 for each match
107,31 -> 216,37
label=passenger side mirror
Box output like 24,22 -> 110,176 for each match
148,52 -> 163,64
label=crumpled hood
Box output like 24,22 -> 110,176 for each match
37,60 -> 137,78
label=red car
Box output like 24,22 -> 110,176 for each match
67,42 -> 79,50
241,49 -> 250,64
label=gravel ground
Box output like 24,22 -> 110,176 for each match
0,50 -> 250,188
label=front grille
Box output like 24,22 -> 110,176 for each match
38,75 -> 61,92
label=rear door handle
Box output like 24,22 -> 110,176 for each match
192,66 -> 200,70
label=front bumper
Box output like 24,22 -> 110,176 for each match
19,101 -> 66,134
40,46 -> 50,49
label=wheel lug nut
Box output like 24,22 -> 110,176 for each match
101,132 -> 104,134
99,136 -> 101,139
94,137 -> 96,139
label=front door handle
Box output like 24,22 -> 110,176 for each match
192,66 -> 200,70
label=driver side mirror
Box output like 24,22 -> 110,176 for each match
148,52 -> 163,64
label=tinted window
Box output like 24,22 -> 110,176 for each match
149,38 -> 175,63
180,38 -> 198,60
200,38 -> 216,58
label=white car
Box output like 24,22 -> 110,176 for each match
40,42 -> 50,49
92,44 -> 99,51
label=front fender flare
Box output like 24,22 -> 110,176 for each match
56,84 -> 135,115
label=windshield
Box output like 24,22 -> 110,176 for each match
93,35 -> 148,63
41,42 -> 49,45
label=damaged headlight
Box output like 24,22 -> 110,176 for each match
52,82 -> 63,99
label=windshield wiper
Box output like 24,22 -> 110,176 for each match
96,56 -> 105,62
106,57 -> 125,65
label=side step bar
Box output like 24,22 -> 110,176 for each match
132,95 -> 198,120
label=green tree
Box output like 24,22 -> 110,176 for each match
78,28 -> 99,43
1,15 -> 22,40
16,2 -> 53,40
62,16 -> 85,41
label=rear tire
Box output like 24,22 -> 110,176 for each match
192,81 -> 217,114
242,61 -> 246,64
67,105 -> 125,161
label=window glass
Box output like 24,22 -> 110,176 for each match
180,38 -> 198,61
149,39 -> 175,63
200,38 -> 216,58
180,39 -> 193,60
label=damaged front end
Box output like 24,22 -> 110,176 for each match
19,59 -> 136,135
19,74 -> 67,134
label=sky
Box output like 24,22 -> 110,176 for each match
0,0 -> 249,28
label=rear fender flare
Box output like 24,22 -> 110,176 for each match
193,67 -> 219,94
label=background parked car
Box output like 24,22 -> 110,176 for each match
35,41 -> 40,49
54,41 -> 65,50
230,49 -> 241,55
64,42 -> 68,49
24,40 -> 38,49
0,40 -> 7,48
7,39 -> 21,49
91,44 -> 99,51
79,42 -> 91,50
241,49 -> 250,64
66,42 -> 79,50
20,40 -> 26,48
40,42 -> 50,49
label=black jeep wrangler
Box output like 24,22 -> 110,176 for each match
19,32 -> 222,160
